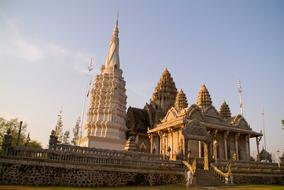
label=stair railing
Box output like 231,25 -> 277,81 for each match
210,161 -> 233,184
182,159 -> 196,175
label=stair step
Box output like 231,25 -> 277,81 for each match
194,168 -> 224,186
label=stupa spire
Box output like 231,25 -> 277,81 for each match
174,89 -> 188,111
219,101 -> 231,119
103,15 -> 120,72
197,84 -> 212,109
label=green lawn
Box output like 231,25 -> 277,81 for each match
1,185 -> 284,190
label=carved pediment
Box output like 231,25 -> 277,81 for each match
204,105 -> 223,122
231,115 -> 251,129
186,104 -> 204,121
161,107 -> 178,122
182,120 -> 212,142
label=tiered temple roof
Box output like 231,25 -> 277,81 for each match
219,101 -> 231,119
151,68 -> 177,103
197,84 -> 212,109
149,68 -> 177,124
174,89 -> 188,111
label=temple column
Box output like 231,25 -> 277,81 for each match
149,133 -> 153,154
198,141 -> 202,158
158,131 -> 163,155
185,139 -> 188,161
245,135 -> 250,160
168,128 -> 174,159
203,142 -> 209,171
235,133 -> 240,160
224,131 -> 229,160
256,136 -> 261,161
182,134 -> 186,160
213,129 -> 218,160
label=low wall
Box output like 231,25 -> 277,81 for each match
214,160 -> 284,184
0,145 -> 185,187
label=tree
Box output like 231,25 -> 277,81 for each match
71,117 -> 80,146
62,130 -> 70,144
28,140 -> 42,148
282,120 -> 284,129
54,110 -> 64,143
0,117 -> 41,149
0,117 -> 27,147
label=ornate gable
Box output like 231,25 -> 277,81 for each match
182,120 -> 212,142
186,104 -> 204,121
204,105 -> 223,123
231,114 -> 251,129
161,107 -> 179,122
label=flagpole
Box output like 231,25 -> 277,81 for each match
79,58 -> 94,145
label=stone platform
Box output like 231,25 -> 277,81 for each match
0,145 -> 184,187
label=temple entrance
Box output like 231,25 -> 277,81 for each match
182,121 -> 212,171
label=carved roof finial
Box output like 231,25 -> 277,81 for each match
174,89 -> 188,111
197,84 -> 212,109
219,101 -> 231,119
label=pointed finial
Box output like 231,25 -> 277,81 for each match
112,12 -> 119,38
116,12 -> 119,27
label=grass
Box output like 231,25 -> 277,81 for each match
0,185 -> 284,190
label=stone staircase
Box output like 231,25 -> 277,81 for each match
194,168 -> 224,186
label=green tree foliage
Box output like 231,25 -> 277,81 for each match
54,110 -> 64,143
28,140 -> 42,148
0,117 -> 41,149
62,130 -> 70,144
71,117 -> 80,146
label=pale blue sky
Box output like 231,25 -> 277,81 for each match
0,0 -> 283,158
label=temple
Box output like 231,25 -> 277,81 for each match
127,70 -> 263,168
80,16 -> 128,150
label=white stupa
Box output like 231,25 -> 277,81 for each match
80,16 -> 127,150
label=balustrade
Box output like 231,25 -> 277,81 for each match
1,145 -> 182,173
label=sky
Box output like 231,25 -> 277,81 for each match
0,0 -> 283,158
